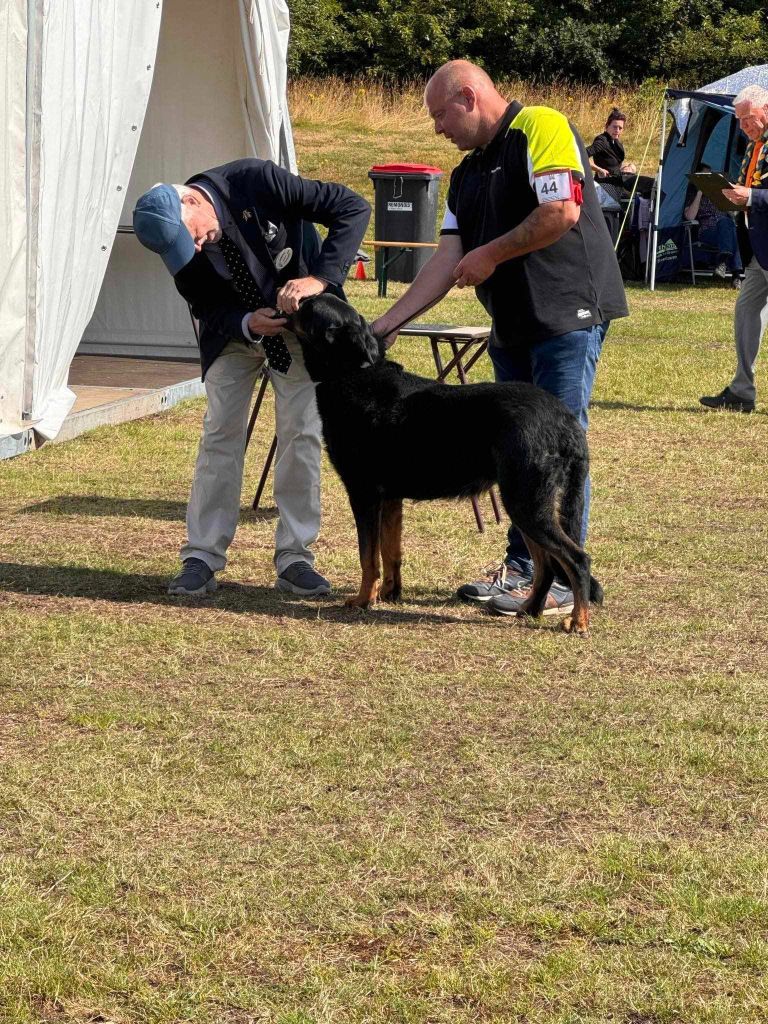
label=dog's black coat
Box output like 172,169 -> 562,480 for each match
290,294 -> 602,628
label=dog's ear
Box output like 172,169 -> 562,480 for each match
358,320 -> 384,365
325,321 -> 382,366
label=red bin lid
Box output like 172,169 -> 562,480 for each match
369,162 -> 442,175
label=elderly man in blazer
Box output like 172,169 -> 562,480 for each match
701,85 -> 768,413
133,159 -> 369,595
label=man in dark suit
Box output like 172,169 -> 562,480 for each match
701,85 -> 768,414
133,159 -> 369,595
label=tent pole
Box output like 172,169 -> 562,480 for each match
648,92 -> 669,291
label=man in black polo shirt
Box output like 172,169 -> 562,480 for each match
373,60 -> 628,619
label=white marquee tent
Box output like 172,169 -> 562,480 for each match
0,0 -> 295,454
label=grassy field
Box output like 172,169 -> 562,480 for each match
1,85 -> 768,1023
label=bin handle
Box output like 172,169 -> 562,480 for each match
393,175 -> 403,199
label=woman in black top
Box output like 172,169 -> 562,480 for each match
588,107 -> 654,199
588,108 -> 626,178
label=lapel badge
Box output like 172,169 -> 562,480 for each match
275,247 -> 293,271
242,208 -> 253,222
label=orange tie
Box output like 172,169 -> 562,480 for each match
745,140 -> 762,187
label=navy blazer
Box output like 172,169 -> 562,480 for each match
172,159 -> 370,378
746,188 -> 768,270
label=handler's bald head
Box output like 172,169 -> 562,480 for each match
425,61 -> 496,105
425,60 -> 509,151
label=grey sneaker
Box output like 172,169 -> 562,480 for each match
487,579 -> 574,617
168,558 -> 217,596
276,561 -> 331,597
456,561 -> 532,603
713,259 -> 728,280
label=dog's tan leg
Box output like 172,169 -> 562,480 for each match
346,546 -> 382,608
380,498 -> 403,601
345,495 -> 382,608
562,600 -> 589,636
515,526 -> 591,635
515,535 -> 553,619
556,558 -> 590,636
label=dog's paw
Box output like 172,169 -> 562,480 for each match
345,595 -> 375,609
562,615 -> 589,637
379,586 -> 402,603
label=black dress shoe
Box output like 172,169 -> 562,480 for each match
699,387 -> 755,413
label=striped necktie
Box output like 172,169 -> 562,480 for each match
745,140 -> 762,188
218,233 -> 292,374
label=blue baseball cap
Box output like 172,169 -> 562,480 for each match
132,184 -> 195,275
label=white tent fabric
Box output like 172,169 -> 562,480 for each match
81,0 -> 295,365
30,1 -> 162,439
239,0 -> 296,170
0,0 -> 294,443
0,1 -> 28,438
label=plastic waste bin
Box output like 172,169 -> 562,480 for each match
368,163 -> 442,283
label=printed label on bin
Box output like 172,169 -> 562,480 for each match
387,201 -> 413,212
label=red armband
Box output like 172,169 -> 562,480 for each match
572,175 -> 584,205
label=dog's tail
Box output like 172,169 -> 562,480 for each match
559,454 -> 586,547
560,452 -> 604,607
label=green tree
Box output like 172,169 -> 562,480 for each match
286,0 -> 768,83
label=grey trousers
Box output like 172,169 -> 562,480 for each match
181,333 -> 322,576
731,256 -> 768,402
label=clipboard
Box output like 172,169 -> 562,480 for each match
687,172 -> 741,212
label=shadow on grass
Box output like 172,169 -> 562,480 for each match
16,496 -> 279,522
592,399 -> 765,416
0,562 -> 501,627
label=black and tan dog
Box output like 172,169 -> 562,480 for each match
290,294 -> 603,634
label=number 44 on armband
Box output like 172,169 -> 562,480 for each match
534,170 -> 575,204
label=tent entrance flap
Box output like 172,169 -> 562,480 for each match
27,0 -> 161,440
1,0 -> 295,447
80,0 -> 297,363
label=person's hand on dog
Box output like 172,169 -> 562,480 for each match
370,317 -> 399,349
276,275 -> 327,314
453,245 -> 497,288
248,308 -> 287,336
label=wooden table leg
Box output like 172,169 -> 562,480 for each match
431,334 -> 486,531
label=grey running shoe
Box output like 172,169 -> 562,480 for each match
456,561 -> 532,603
487,579 -> 574,617
276,561 -> 331,597
168,558 -> 217,596
699,386 -> 754,413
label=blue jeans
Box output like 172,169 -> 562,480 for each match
699,217 -> 742,273
489,322 -> 608,574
